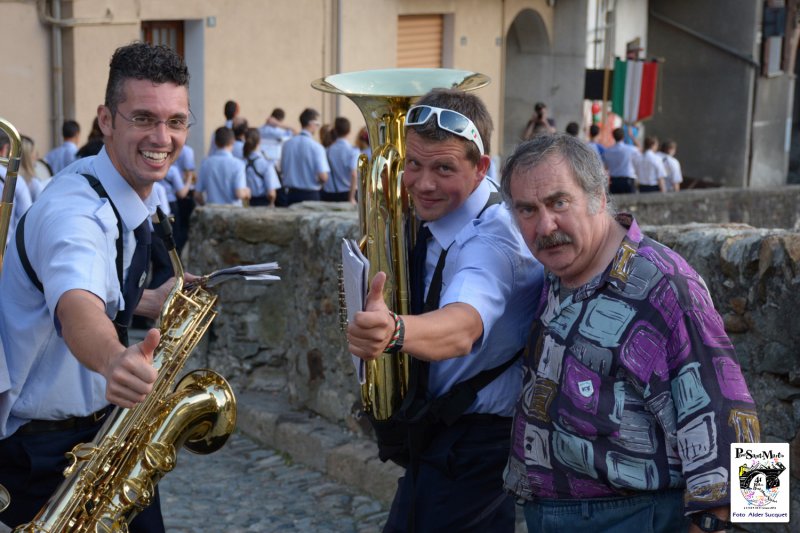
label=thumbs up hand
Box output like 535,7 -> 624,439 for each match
348,272 -> 396,360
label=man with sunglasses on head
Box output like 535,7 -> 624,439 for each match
0,42 -> 190,532
348,88 -> 544,532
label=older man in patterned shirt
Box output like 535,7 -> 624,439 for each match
500,133 -> 760,533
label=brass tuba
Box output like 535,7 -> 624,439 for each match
0,116 -> 22,515
13,212 -> 237,532
0,117 -> 22,272
312,69 -> 489,420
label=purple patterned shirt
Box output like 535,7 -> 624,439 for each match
503,214 -> 760,515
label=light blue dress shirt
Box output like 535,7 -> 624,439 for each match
279,131 -> 330,191
602,141 -> 640,179
259,125 -> 292,165
323,139 -> 358,194
175,144 -> 196,173
423,178 -> 544,417
245,152 -> 281,198
162,165 -> 185,203
0,147 -> 150,437
196,150 -> 247,206
44,141 -> 79,175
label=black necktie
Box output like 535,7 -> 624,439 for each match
405,223 -> 432,418
115,220 -> 152,343
410,224 -> 431,316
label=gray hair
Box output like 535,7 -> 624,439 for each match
500,133 -> 615,215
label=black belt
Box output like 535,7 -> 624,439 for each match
16,405 -> 113,435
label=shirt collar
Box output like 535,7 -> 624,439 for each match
548,212 -> 642,302
90,146 -> 150,232
427,178 -> 490,249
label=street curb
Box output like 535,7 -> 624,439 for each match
236,390 -> 403,504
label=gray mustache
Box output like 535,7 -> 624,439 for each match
536,231 -> 573,250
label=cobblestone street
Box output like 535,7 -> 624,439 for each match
159,431 -> 389,533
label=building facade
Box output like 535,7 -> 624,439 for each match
0,0 -> 795,187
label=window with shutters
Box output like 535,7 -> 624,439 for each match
142,21 -> 185,57
397,15 -> 443,68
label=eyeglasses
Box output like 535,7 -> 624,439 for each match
405,105 -> 485,155
114,109 -> 194,132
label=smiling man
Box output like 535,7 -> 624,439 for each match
0,42 -> 190,532
501,134 -> 760,533
348,89 -> 543,532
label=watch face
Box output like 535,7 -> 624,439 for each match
694,512 -> 717,532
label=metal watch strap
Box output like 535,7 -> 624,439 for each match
692,512 -> 732,532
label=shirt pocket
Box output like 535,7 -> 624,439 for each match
549,354 -> 622,439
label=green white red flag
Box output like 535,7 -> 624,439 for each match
611,58 -> 659,122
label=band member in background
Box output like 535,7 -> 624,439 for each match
348,89 -> 543,532
0,42 -> 190,532
280,108 -> 329,205
501,133 -> 760,533
321,117 -> 359,203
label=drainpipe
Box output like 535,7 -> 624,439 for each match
37,0 -> 139,148
335,0 -> 341,116
51,0 -> 63,149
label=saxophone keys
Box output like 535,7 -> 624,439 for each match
120,478 -> 155,509
143,441 -> 177,473
64,442 -> 98,477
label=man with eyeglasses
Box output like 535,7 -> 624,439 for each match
0,42 -> 188,532
348,89 -> 544,532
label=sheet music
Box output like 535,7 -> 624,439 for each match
341,238 -> 369,383
186,262 -> 281,289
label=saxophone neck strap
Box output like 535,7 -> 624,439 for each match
16,173 -> 128,343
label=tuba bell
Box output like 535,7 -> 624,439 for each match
312,69 -> 489,420
0,116 -> 22,515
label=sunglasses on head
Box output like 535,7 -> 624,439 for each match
405,105 -> 485,155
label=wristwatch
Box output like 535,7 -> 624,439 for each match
692,512 -> 733,532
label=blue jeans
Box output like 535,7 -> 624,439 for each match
522,489 -> 691,533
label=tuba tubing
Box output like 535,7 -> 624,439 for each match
312,69 -> 489,420
0,116 -> 22,515
0,117 -> 22,273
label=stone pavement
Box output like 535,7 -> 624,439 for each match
158,390 -> 396,533
159,390 -> 527,532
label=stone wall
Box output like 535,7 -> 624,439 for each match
186,201 -> 800,530
612,185 -> 800,230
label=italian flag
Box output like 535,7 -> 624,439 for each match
611,58 -> 659,123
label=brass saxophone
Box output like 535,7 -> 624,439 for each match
13,211 -> 237,532
0,116 -> 22,515
312,69 -> 489,420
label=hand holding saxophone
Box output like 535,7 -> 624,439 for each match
103,328 -> 160,408
347,272 -> 395,360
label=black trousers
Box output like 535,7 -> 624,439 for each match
320,191 -> 350,202
609,176 -> 634,194
173,195 -> 195,254
383,415 -> 515,533
249,195 -> 272,206
0,419 -> 165,532
638,184 -> 661,193
286,188 -> 321,205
